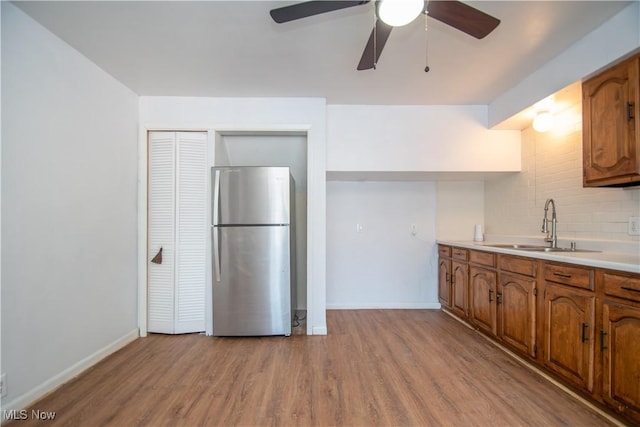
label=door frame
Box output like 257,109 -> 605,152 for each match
138,125 -> 319,336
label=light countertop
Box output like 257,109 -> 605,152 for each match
437,239 -> 640,274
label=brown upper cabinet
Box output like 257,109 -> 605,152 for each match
582,53 -> 640,187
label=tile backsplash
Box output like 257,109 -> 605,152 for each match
485,102 -> 640,243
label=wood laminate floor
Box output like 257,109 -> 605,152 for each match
9,310 -> 618,426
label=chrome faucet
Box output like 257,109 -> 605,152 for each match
541,198 -> 558,248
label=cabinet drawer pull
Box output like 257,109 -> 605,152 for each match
581,323 -> 589,343
621,286 -> 640,293
600,330 -> 608,352
627,102 -> 635,121
553,272 -> 572,279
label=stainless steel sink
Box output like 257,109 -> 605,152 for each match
484,243 -> 547,250
520,247 -> 599,253
483,243 -> 599,253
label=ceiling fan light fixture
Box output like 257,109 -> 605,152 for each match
378,0 -> 424,27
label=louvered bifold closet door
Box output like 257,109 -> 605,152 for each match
148,132 -> 177,333
148,131 -> 207,334
175,132 -> 207,333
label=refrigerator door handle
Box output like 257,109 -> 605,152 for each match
212,169 -> 220,226
212,226 -> 221,282
212,169 -> 221,282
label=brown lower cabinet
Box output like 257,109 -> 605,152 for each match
499,272 -> 536,358
437,255 -> 452,308
543,283 -> 595,392
449,247 -> 469,319
451,260 -> 468,319
437,244 -> 640,425
469,266 -> 497,335
468,251 -> 537,359
601,297 -> 640,421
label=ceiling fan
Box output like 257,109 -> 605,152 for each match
270,0 -> 500,70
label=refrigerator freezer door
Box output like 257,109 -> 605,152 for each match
213,167 -> 291,226
213,225 -> 291,336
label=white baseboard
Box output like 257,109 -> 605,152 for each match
311,326 -> 328,335
1,329 -> 139,417
326,302 -> 442,310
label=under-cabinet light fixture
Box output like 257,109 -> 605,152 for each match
533,111 -> 554,133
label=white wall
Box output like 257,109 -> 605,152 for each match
436,181 -> 485,241
325,104 -> 515,309
138,97 -> 327,335
326,181 -> 438,309
486,99 -> 640,244
327,105 -> 521,172
1,2 -> 139,412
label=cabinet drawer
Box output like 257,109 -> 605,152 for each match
469,250 -> 496,267
604,272 -> 640,303
499,255 -> 536,277
438,245 -> 451,258
544,262 -> 594,290
452,248 -> 468,261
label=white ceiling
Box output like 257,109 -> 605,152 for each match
13,0 -> 631,106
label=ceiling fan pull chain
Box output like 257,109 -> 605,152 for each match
373,5 -> 377,69
424,11 -> 430,73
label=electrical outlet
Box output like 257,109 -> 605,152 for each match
629,217 -> 640,236
1,373 -> 7,398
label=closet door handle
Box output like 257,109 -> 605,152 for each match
150,247 -> 163,264
489,290 -> 493,302
627,102 -> 635,121
581,323 -> 589,343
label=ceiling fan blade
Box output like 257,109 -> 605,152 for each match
357,19 -> 393,70
270,1 -> 369,23
427,0 -> 499,39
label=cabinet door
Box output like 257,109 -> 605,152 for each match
543,284 -> 595,392
438,257 -> 452,308
469,266 -> 497,336
602,301 -> 640,423
499,273 -> 536,358
450,261 -> 468,319
583,55 -> 640,186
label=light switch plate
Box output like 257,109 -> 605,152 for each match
629,217 -> 640,236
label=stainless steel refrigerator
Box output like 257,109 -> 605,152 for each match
211,166 -> 296,336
